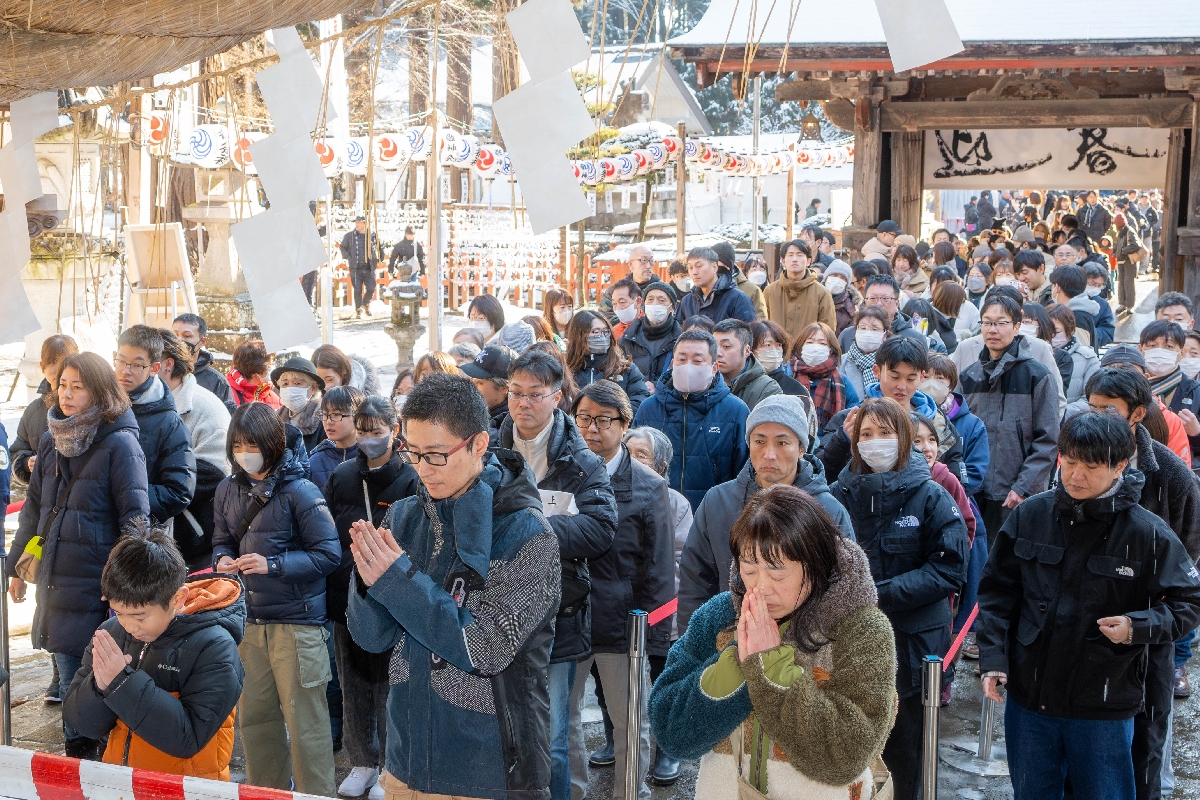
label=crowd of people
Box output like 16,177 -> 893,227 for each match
1,190 -> 1198,800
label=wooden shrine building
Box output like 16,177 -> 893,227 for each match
667,0 -> 1200,298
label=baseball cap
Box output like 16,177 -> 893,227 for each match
1100,344 -> 1145,370
877,220 -> 903,234
460,344 -> 519,380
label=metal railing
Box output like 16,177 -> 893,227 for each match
1,553 -> 10,746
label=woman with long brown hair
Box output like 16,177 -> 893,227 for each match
7,351 -> 151,759
564,310 -> 650,413
542,287 -> 573,346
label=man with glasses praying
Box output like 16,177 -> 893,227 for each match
491,349 -> 617,800
346,372 -> 562,800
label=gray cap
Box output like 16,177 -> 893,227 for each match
822,260 -> 853,282
745,394 -> 810,452
1100,344 -> 1145,369
497,321 -> 535,354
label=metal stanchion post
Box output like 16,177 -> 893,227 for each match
977,696 -> 995,761
921,655 -> 942,800
625,610 -> 648,800
1,553 -> 10,746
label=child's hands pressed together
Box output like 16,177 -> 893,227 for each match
92,629 -> 132,692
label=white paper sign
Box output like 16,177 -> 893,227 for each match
604,190 -> 614,213
874,0 -> 963,73
637,183 -> 646,204
924,128 -> 1170,190
440,174 -> 452,203
461,174 -> 469,200
587,191 -> 597,215
506,0 -> 590,83
620,188 -> 630,211
539,490 -> 578,516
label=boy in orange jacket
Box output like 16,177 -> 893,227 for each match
63,532 -> 245,779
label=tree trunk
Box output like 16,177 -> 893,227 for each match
408,10 -> 431,199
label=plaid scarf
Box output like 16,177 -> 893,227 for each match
789,356 -> 847,428
845,343 -> 879,389
1149,369 -> 1184,403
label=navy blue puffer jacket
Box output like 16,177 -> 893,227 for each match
632,370 -> 750,510
211,447 -> 340,626
7,408 -> 150,657
128,377 -> 196,523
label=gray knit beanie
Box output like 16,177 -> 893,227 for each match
497,320 -> 535,354
745,394 -> 810,452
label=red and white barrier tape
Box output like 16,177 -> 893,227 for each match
0,746 -> 335,800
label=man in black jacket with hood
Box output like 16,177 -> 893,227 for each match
172,314 -> 237,414
978,410 -> 1200,800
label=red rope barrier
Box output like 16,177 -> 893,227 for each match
944,604 -> 979,663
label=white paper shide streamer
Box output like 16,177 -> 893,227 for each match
230,27 -> 331,352
873,0 -> 963,73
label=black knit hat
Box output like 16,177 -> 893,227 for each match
642,280 -> 678,306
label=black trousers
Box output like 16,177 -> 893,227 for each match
883,692 -> 926,800
978,496 -> 1012,548
350,266 -> 376,309
1133,643 -> 1174,800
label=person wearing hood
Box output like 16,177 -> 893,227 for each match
678,394 -> 855,629
675,247 -> 758,325
312,343 -> 381,398
633,331 -> 750,510
12,333 -> 78,484
172,314 -> 237,414
272,357 -> 327,454
213,403 -> 341,795
977,411 -> 1200,800
763,239 -> 836,334
976,193 -> 997,232
115,326 -> 197,527
713,241 -> 768,320
822,260 -> 859,334
714,320 -> 782,412
63,532 -> 245,779
566,309 -> 650,414
621,281 -> 682,392
650,486 -> 896,800
891,243 -> 928,301
159,330 -> 230,572
817,337 -> 967,492
959,294 -> 1060,540
309,386 -> 363,492
860,219 -> 901,262
830,397 -> 968,800
347,373 -> 562,800
323,396 -> 419,800
1047,265 -> 1098,347
7,352 -> 151,760
1047,304 -> 1099,416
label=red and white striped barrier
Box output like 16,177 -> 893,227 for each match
0,746 -> 335,800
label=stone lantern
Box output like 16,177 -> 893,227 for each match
384,257 -> 426,370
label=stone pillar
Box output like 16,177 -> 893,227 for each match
385,279 -> 426,371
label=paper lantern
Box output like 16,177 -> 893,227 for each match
498,154 -> 514,179
598,157 -> 620,183
662,137 -> 683,161
615,154 -> 637,181
405,126 -> 433,161
686,140 -> 703,162
373,134 -> 410,169
314,139 -> 345,178
437,130 -> 461,166
646,142 -> 668,168
578,159 -> 599,186
796,150 -> 813,169
147,114 -> 170,155
454,135 -> 481,167
846,144 -> 855,161
821,149 -> 836,167
777,151 -> 794,171
231,132 -> 267,174
832,147 -> 848,167
737,156 -> 754,176
188,125 -> 231,169
345,137 -> 371,176
474,144 -> 504,178
633,150 -> 653,176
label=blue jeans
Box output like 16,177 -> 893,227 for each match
548,661 -> 577,800
54,653 -> 84,742
1005,699 -> 1135,800
954,523 -> 988,632
1175,629 -> 1194,668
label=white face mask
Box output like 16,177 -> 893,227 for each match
1019,323 -> 1039,339
747,269 -> 768,286
672,363 -> 714,394
857,438 -> 900,473
676,277 -> 694,292
1085,284 -> 1103,297
855,328 -> 884,353
644,303 -> 672,325
235,451 -> 265,474
1180,357 -> 1200,380
1051,333 -> 1068,349
615,304 -> 639,324
800,343 -> 831,367
995,275 -> 1017,287
473,319 -> 494,336
280,386 -> 312,413
755,347 -> 783,372
918,378 -> 950,405
825,276 -> 847,296
1143,347 -> 1180,377
554,308 -> 573,326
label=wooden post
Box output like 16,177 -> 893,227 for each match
676,121 -> 687,258
1183,98 -> 1200,304
851,98 -> 882,227
891,131 -> 924,237
785,142 -> 796,243
1161,127 -> 1186,294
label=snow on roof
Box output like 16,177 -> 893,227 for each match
668,0 -> 1200,49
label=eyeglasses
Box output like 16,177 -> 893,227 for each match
574,413 -> 619,430
320,412 -> 351,423
864,295 -> 897,304
397,434 -> 476,466
980,319 -> 1015,329
113,358 -> 154,375
508,389 -> 557,404
634,256 -> 654,265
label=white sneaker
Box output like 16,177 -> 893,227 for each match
368,780 -> 386,800
339,766 -> 380,797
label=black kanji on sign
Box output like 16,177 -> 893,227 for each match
933,130 -> 1052,179
1067,128 -> 1164,175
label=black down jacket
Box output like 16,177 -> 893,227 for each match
831,449 -> 969,697
6,409 -> 150,657
494,409 -> 617,663
977,473 -> 1200,720
572,354 -> 651,415
128,377 -> 197,524
620,316 -> 681,386
590,448 -> 677,657
192,349 -> 237,415
211,447 -> 341,626
11,379 -> 50,484
323,450 -> 420,625
63,573 -> 246,759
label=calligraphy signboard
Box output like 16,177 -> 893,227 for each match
923,128 -> 1169,189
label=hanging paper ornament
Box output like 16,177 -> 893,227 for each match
633,150 -> 653,176
345,137 -> 371,176
662,137 -> 683,161
373,134 -> 410,169
231,132 -> 267,174
405,126 -> 433,161
646,142 -> 668,168
615,154 -> 637,181
474,144 -> 505,178
598,157 -> 620,183
187,125 -> 231,169
314,139 -> 345,177
577,159 -> 599,186
455,135 -> 481,167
